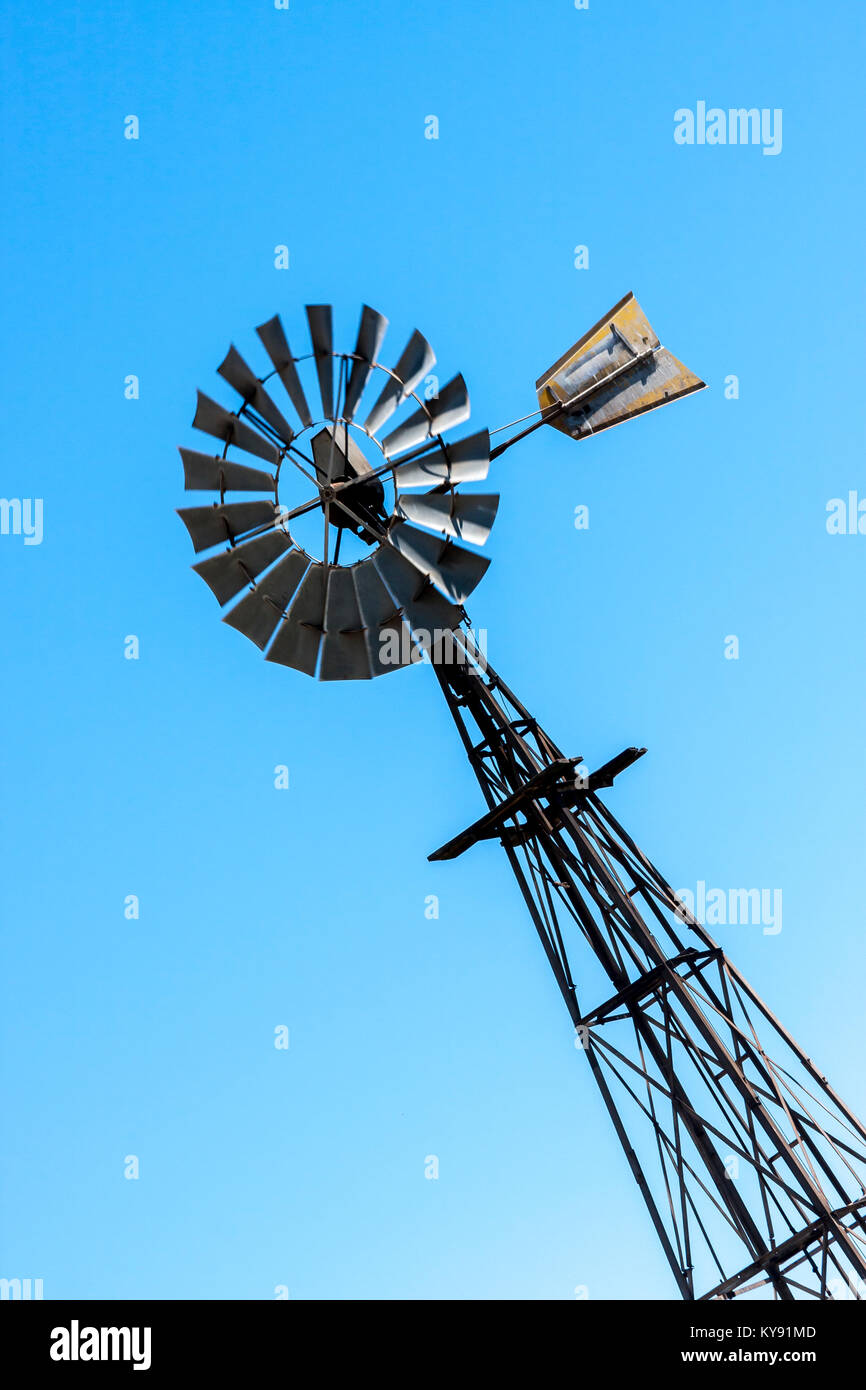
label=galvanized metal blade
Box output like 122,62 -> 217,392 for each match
222,548 -> 309,649
388,522 -> 489,604
266,562 -> 326,675
177,501 -> 280,554
392,429 -> 490,488
192,392 -> 279,463
343,306 -> 388,422
373,543 -> 463,659
192,530 -> 294,605
363,330 -> 436,437
396,492 -> 499,546
353,556 -> 415,676
319,628 -> 371,681
217,345 -> 296,444
311,424 -> 371,484
319,568 -> 373,681
381,373 -> 470,458
179,448 -> 276,493
306,305 -> 334,421
256,315 -> 313,428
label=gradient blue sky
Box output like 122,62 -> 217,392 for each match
2,0 -> 864,1300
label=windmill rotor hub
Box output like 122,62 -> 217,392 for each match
322,470 -> 388,538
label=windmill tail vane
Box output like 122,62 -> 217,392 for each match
486,290 -> 705,462
536,289 -> 705,440
177,294 -> 866,1299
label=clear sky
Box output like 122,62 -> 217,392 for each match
2,0 -> 864,1301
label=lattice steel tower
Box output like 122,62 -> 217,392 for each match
178,294 -> 866,1299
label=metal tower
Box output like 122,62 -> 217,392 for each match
430,629 -> 866,1300
177,294 -> 866,1299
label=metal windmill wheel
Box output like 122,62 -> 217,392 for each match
178,305 -> 498,680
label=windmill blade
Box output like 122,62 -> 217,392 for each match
306,304 -> 334,420
363,330 -> 436,437
217,345 -> 295,444
392,429 -> 490,488
192,392 -> 279,464
353,556 -> 415,676
179,448 -> 276,493
320,627 -> 370,681
256,315 -> 313,427
536,292 -> 705,440
388,522 -> 490,605
223,548 -> 309,649
381,373 -> 470,459
319,567 -> 373,681
266,562 -> 326,676
177,501 -> 280,554
311,424 -> 371,484
396,492 -> 499,546
343,305 -> 388,422
373,543 -> 463,660
192,530 -> 294,605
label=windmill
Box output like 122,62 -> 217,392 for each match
178,296 -> 866,1300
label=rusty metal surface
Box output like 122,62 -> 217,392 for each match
536,291 -> 705,439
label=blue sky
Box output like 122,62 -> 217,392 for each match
1,0 -> 864,1300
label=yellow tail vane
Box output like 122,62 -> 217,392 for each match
536,291 -> 705,440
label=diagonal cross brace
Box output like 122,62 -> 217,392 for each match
428,747 -> 646,862
429,758 -> 580,861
